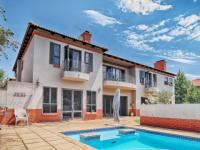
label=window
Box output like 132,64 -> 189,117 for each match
64,47 -> 82,71
112,68 -> 125,81
145,72 -> 152,88
153,74 -> 157,87
164,77 -> 173,86
84,52 -> 93,72
140,70 -> 145,84
43,87 -> 57,113
86,91 -> 96,112
164,77 -> 168,85
103,66 -> 125,81
168,78 -> 173,86
141,97 -> 150,104
49,42 -> 60,65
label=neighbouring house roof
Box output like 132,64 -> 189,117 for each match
103,53 -> 176,77
13,22 -> 108,71
192,79 -> 200,87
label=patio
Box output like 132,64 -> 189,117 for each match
0,117 -> 199,150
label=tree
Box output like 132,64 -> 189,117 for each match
157,90 -> 173,104
0,6 -> 18,60
175,70 -> 200,104
0,69 -> 6,87
0,69 -> 5,81
175,70 -> 189,104
185,82 -> 200,104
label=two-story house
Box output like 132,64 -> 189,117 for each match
4,23 -> 175,123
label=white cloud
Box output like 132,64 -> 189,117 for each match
83,10 -> 121,26
123,15 -> 200,65
148,28 -> 170,36
137,24 -> 149,30
169,26 -> 186,36
117,0 -> 172,15
158,50 -> 200,64
148,34 -> 174,42
123,28 -> 200,64
169,15 -> 200,41
159,56 -> 196,64
127,19 -> 171,44
185,73 -> 200,80
123,30 -> 155,51
178,14 -> 200,27
145,19 -> 169,32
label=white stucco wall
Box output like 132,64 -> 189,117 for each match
140,104 -> 200,120
3,81 -> 33,109
30,35 -> 103,111
0,89 -> 6,107
135,67 -> 175,109
21,37 -> 34,82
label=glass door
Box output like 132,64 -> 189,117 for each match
62,90 -> 72,120
120,96 -> 128,116
62,89 -> 82,120
73,91 -> 82,118
103,95 -> 128,117
69,49 -> 81,72
103,96 -> 113,117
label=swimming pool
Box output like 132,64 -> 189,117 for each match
63,127 -> 200,150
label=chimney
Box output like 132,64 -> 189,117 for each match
154,60 -> 166,71
80,31 -> 91,43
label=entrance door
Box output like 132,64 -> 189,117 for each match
62,89 -> 82,120
103,96 -> 113,117
103,95 -> 128,117
120,96 -> 128,116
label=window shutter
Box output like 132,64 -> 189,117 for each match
64,46 -> 69,68
90,53 -> 93,72
49,42 -> 54,64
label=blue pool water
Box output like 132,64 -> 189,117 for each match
64,128 -> 200,150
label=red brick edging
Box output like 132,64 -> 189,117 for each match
140,116 -> 200,132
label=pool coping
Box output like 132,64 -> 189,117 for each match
62,126 -> 126,135
135,128 -> 200,142
62,125 -> 200,143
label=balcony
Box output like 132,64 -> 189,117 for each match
61,60 -> 89,82
144,85 -> 159,93
103,75 -> 136,90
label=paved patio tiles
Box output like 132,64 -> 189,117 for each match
1,117 -> 200,150
1,145 -> 27,150
23,138 -> 44,144
25,142 -> 51,149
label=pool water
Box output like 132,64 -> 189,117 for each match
64,128 -> 200,150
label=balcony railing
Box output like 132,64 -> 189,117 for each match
63,60 -> 90,73
103,74 -> 136,84
144,83 -> 157,88
144,83 -> 159,93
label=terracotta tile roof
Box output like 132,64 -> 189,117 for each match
103,53 -> 176,77
192,79 -> 200,87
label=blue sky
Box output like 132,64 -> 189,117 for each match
1,0 -> 200,79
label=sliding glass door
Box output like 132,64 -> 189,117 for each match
103,66 -> 125,81
62,89 -> 82,120
103,95 -> 128,117
64,47 -> 81,72
103,96 -> 113,117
